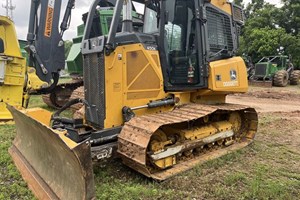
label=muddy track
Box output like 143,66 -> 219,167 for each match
118,103 -> 258,180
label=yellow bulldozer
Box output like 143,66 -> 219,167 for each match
0,16 -> 48,123
8,0 -> 258,199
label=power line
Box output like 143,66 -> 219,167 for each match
2,0 -> 16,20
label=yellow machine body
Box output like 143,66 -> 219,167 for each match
0,16 -> 47,123
8,42 -> 255,199
103,44 -> 248,128
8,1 -> 257,199
0,16 -> 26,122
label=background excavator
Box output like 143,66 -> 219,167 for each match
8,0 -> 258,199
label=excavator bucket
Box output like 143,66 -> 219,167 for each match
7,105 -> 95,200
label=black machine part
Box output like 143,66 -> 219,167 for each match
51,98 -> 89,128
122,97 -> 176,122
26,0 -> 75,85
50,97 -> 120,145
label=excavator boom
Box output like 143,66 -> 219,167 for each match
26,0 -> 74,86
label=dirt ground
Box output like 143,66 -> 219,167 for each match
1,86 -> 300,199
95,85 -> 300,199
226,85 -> 300,169
227,86 -> 300,113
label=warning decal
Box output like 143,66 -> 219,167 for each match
44,0 -> 56,37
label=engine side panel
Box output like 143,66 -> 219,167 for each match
208,56 -> 248,92
104,44 -> 171,129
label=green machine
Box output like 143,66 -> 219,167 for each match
18,40 -> 28,61
67,8 -> 143,76
250,55 -> 300,87
68,9 -> 111,75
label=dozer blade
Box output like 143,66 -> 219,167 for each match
7,105 -> 95,200
249,80 -> 273,87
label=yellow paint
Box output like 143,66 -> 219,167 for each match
0,16 -> 22,57
21,107 -> 78,149
0,16 -> 26,121
174,93 -> 191,105
212,121 -> 232,132
57,130 -> 78,149
22,108 -> 52,126
191,57 -> 248,104
151,140 -> 172,153
208,56 -> 248,93
27,67 -> 49,90
0,16 -> 47,122
12,43 -> 248,138
154,156 -> 176,169
210,0 -> 232,15
184,125 -> 218,140
103,41 -> 248,129
104,44 -> 172,128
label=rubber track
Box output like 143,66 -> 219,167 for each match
118,103 -> 258,180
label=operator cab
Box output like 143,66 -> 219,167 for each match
142,0 -> 238,91
143,0 -> 205,90
83,0 -> 242,92
144,1 -> 200,86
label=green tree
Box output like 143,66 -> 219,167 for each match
244,0 -> 265,18
241,28 -> 280,62
282,33 -> 300,67
276,0 -> 300,35
233,0 -> 243,7
243,3 -> 279,35
238,0 -> 300,68
240,28 -> 300,67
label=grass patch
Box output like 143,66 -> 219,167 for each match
28,95 -> 73,118
0,98 -> 299,199
224,171 -> 247,186
0,125 -> 35,199
201,150 -> 243,170
93,161 -> 184,200
243,163 -> 298,200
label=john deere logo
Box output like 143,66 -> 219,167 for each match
230,69 -> 237,80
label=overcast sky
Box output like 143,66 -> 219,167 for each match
0,0 -> 282,41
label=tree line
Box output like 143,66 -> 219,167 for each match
234,0 -> 300,67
